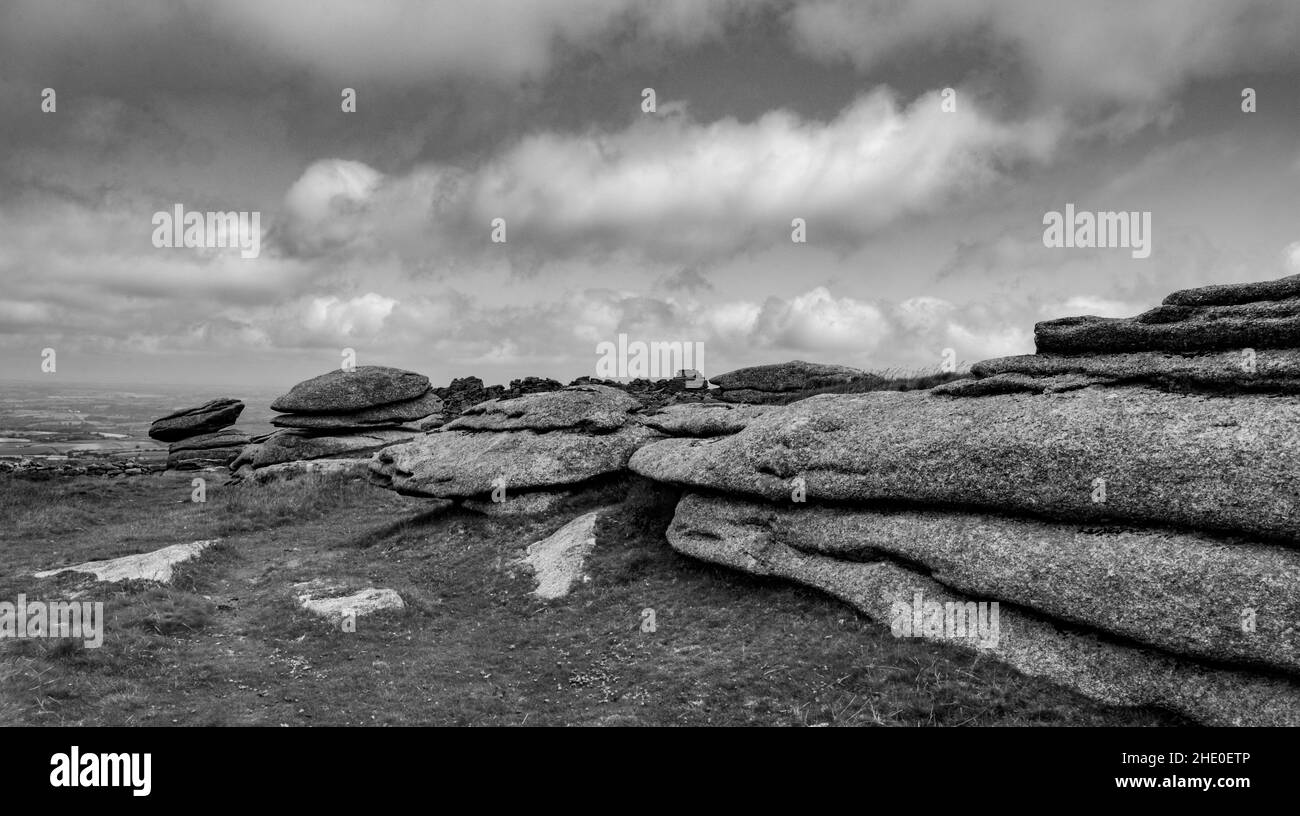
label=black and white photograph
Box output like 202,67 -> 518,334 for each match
0,0 -> 1295,791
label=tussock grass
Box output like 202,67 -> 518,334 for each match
0,469 -> 1186,727
208,472 -> 376,535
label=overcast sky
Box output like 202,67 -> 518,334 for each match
2,0 -> 1299,388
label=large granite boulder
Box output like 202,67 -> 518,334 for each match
167,428 -> 250,470
149,398 -> 244,442
369,424 -> 660,499
671,493 -> 1300,676
271,390 -> 443,430
443,385 -> 640,433
628,388 -> 1300,542
666,502 -> 1300,727
710,360 -> 878,403
271,366 -> 430,413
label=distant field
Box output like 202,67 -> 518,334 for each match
0,470 -> 1183,726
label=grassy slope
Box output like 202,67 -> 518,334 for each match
0,471 -> 1183,726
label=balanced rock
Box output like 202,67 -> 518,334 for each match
666,507 -> 1300,727
710,360 -> 878,403
271,366 -> 430,414
629,388 -> 1300,542
671,493 -> 1300,676
149,398 -> 244,442
271,390 -> 443,431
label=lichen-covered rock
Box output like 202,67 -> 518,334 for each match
166,428 -> 250,470
294,580 -> 405,623
34,540 -> 216,584
1163,273 -> 1300,307
443,385 -> 639,434
514,511 -> 600,599
671,493 -> 1300,675
639,402 -> 771,436
271,390 -> 443,430
249,428 -> 418,469
710,360 -> 878,403
931,372 -> 1110,397
271,366 -> 430,414
1035,299 -> 1300,354
370,424 -> 660,499
629,388 -> 1300,542
245,458 -> 371,485
666,507 -> 1300,727
966,349 -> 1300,395
149,398 -> 244,442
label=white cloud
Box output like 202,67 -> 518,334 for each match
1285,242 -> 1300,274
300,293 -> 397,339
1041,295 -> 1142,319
279,89 -> 1060,265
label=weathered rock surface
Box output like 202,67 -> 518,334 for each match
166,428 -> 250,470
34,540 -> 215,584
710,360 -> 878,403
245,458 -> 371,485
148,398 -> 244,442
1035,299 -> 1300,354
628,389 -> 1300,542
639,402 -> 771,436
672,493 -> 1300,675
514,511 -> 600,599
461,490 -> 574,516
370,425 -> 660,499
931,372 -> 1109,397
247,428 -> 418,469
965,349 -> 1300,394
271,366 -> 430,414
271,390 -> 443,430
294,580 -> 405,622
666,510 -> 1300,726
1163,273 -> 1300,307
443,385 -> 639,433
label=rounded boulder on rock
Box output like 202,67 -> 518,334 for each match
271,366 -> 431,414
